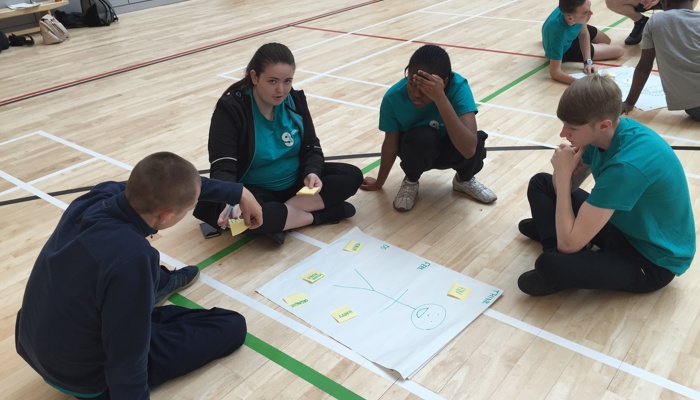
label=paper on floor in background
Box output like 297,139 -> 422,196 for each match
257,227 -> 503,379
571,66 -> 666,111
7,3 -> 40,9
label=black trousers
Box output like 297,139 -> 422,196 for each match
526,172 -> 674,293
398,126 -> 487,182
246,161 -> 363,234
76,306 -> 246,399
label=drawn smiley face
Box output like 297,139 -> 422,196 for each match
411,303 -> 447,330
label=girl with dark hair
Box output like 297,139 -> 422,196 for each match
194,43 -> 363,244
361,44 -> 496,212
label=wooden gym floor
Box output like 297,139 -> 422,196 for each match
1,0 -> 699,398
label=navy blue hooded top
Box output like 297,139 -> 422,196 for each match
16,177 -> 243,399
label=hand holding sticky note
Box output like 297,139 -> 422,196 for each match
228,218 -> 248,236
296,186 -> 320,195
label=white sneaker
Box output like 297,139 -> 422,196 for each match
393,178 -> 419,211
452,174 -> 497,203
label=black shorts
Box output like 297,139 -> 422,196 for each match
562,25 -> 598,63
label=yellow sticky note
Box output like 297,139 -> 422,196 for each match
447,284 -> 472,300
343,240 -> 364,253
331,306 -> 358,323
283,292 -> 309,308
296,186 -> 320,195
605,72 -> 617,78
301,269 -> 325,284
228,218 -> 248,236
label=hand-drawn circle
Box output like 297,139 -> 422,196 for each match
411,303 -> 447,330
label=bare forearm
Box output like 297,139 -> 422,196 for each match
554,172 -> 577,252
435,97 -> 477,158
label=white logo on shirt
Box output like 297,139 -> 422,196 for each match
282,131 -> 295,147
429,120 -> 440,130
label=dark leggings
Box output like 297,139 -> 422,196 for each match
75,306 -> 246,399
562,25 -> 598,63
398,126 -> 487,182
526,173 -> 674,293
246,162 -> 362,234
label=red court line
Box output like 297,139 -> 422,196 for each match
0,0 -> 383,107
293,24 -> 658,71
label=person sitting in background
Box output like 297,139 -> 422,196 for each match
621,0 -> 700,121
542,0 -> 624,85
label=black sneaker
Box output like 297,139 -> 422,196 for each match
155,265 -> 200,306
518,218 -> 540,241
625,15 -> 648,45
312,202 -> 356,225
266,231 -> 286,245
517,270 -> 565,296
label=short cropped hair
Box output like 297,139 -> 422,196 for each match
559,0 -> 586,14
125,152 -> 200,215
557,74 -> 621,126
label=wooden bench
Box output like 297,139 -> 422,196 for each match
0,0 -> 69,35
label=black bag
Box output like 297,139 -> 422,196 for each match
0,32 -> 9,53
81,0 -> 118,27
9,34 -> 35,46
54,10 -> 87,29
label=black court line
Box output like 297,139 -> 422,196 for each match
2,145 -> 697,207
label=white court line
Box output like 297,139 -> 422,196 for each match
297,69 -> 391,88
293,1 -> 519,87
6,139 -> 697,399
11,131 -> 444,399
0,158 -> 98,198
417,10 -> 630,31
289,231 -> 700,399
35,131 -> 134,171
9,130 -> 700,398
216,0 -> 457,80
0,131 -> 39,147
0,169 -> 69,209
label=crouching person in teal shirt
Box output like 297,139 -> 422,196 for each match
518,74 -> 695,296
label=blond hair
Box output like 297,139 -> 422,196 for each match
557,74 -> 621,126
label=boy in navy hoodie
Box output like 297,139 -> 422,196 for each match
16,152 -> 262,399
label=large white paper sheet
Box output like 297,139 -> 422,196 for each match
257,227 -> 503,379
571,66 -> 666,111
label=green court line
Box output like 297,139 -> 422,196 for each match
362,159 -> 381,174
197,234 -> 257,270
178,16 -> 635,395
168,294 -> 365,400
362,15 -> 630,175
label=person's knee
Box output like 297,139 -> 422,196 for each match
527,172 -> 552,198
215,309 -> 247,353
251,203 -> 287,234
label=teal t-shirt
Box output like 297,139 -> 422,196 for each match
241,92 -> 303,191
582,118 -> 695,275
378,72 -> 477,139
542,8 -> 582,60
